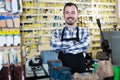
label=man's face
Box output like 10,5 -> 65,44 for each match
63,5 -> 78,25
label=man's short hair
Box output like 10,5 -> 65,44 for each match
63,2 -> 78,13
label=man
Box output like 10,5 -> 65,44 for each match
50,2 -> 90,74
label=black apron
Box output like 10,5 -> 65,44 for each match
58,27 -> 86,74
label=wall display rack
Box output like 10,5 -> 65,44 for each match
0,0 -> 23,66
21,0 -> 118,58
0,14 -> 22,65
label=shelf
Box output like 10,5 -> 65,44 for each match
0,46 -> 20,50
22,13 -> 62,16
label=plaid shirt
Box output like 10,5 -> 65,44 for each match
50,26 -> 90,54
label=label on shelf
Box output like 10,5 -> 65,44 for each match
6,34 -> 14,46
0,29 -> 20,47
0,15 -> 20,28
14,34 -> 20,46
0,0 -> 22,13
0,49 -> 21,64
0,35 -> 7,47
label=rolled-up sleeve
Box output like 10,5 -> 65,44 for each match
50,29 -> 73,50
66,28 -> 90,54
50,27 -> 90,54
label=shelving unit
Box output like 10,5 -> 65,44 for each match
21,0 -> 118,58
0,15 -> 22,64
0,0 -> 23,64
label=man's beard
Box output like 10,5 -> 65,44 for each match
66,22 -> 74,25
66,17 -> 76,25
